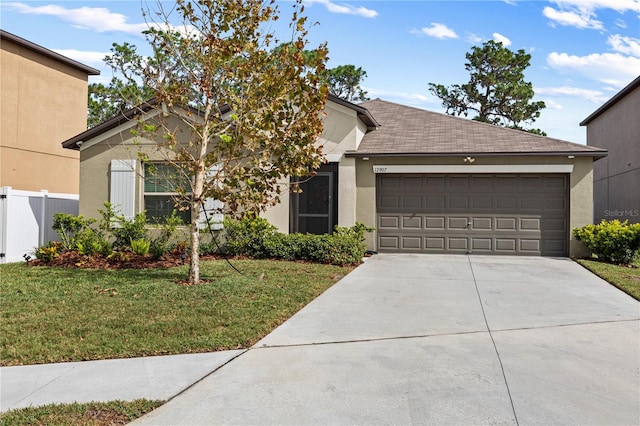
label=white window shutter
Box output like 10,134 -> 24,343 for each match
110,159 -> 136,220
199,164 -> 224,230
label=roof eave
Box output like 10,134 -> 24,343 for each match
580,75 -> 640,126
328,93 -> 380,128
345,150 -> 608,160
1,30 -> 100,76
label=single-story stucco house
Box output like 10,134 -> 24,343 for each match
62,95 -> 607,257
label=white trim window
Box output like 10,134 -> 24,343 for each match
143,162 -> 191,224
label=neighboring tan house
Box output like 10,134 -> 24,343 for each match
62,96 -> 607,257
580,75 -> 640,224
0,30 -> 99,194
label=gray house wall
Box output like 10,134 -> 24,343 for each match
584,78 -> 640,224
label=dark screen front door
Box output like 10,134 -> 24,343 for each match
291,164 -> 338,234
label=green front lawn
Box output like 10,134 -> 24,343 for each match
575,258 -> 640,301
0,259 -> 351,366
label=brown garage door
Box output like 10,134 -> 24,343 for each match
376,174 -> 568,256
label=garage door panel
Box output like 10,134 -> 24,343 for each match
425,217 -> 445,229
425,195 -> 446,209
472,217 -> 492,230
496,217 -> 517,230
448,196 -> 469,209
544,197 -> 566,210
495,197 -> 517,210
402,216 -> 422,229
520,239 -> 541,253
379,196 -> 400,209
378,216 -> 399,229
448,238 -> 468,251
448,217 -> 469,229
378,236 -> 399,249
401,236 -> 422,249
425,237 -> 445,249
376,174 -> 568,256
520,218 -> 541,231
472,197 -> 492,209
471,238 -> 492,251
402,196 -> 422,209
545,176 -> 568,189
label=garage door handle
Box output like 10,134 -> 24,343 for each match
467,222 -> 472,229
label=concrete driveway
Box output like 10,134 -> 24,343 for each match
134,255 -> 640,425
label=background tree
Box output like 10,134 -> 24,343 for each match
274,44 -> 368,103
88,76 -> 155,128
106,0 -> 328,284
326,64 -> 369,102
428,40 -> 546,135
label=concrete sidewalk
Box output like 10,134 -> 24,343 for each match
1,351 -> 244,411
2,255 -> 639,425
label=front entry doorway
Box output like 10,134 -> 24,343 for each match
290,163 -> 338,235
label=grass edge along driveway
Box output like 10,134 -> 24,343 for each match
575,258 -> 640,301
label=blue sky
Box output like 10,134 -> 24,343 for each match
2,0 -> 639,143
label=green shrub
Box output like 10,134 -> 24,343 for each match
75,228 -> 111,256
222,216 -> 277,257
222,219 -> 373,266
52,213 -> 95,251
573,219 -> 640,264
35,241 -> 62,262
130,238 -> 151,256
112,213 -> 148,250
149,211 -> 183,259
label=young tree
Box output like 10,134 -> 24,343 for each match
428,40 -> 546,135
106,0 -> 329,284
326,64 -> 369,102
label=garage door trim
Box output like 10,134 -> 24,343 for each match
373,164 -> 574,174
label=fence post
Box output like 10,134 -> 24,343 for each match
0,187 -> 9,264
40,190 -> 48,247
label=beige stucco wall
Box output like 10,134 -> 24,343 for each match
586,85 -> 640,224
261,100 -> 365,232
355,155 -> 595,258
1,38 -> 89,194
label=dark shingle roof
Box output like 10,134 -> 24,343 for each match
350,99 -> 607,158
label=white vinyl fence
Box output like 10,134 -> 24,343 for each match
0,187 -> 79,264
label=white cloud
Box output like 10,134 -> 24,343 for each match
53,49 -> 108,65
412,23 -> 458,39
305,0 -> 378,18
543,1 -> 640,30
550,1 -> 640,14
465,32 -> 483,44
535,86 -> 608,103
547,51 -> 640,87
492,32 -> 512,46
608,34 -> 640,56
2,2 -> 148,35
542,6 -> 603,30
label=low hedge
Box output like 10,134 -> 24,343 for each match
222,217 -> 373,266
573,219 -> 640,264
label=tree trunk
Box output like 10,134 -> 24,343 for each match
188,200 -> 201,285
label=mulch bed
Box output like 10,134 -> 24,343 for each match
28,251 -> 219,270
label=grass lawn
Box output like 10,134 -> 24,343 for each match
575,258 -> 640,301
0,399 -> 163,426
0,259 -> 352,366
